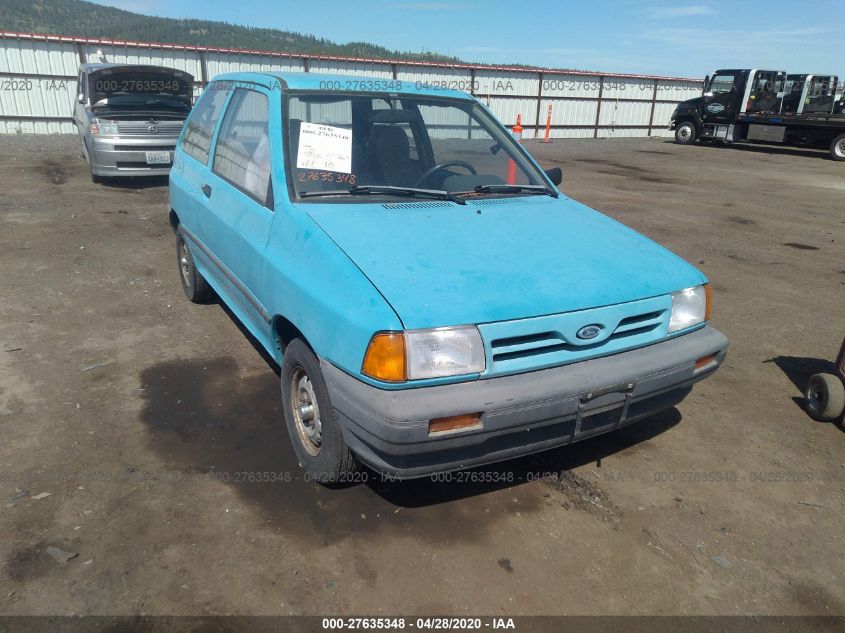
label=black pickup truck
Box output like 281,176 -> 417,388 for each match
670,69 -> 845,161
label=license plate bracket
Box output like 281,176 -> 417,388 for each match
572,382 -> 635,438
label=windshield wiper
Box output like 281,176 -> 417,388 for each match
299,184 -> 467,205
464,184 -> 558,197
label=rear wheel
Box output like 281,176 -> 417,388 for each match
281,338 -> 360,485
830,134 -> 845,161
176,233 -> 213,303
805,373 -> 845,421
674,121 -> 697,145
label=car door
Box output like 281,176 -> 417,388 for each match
702,71 -> 741,125
201,85 -> 275,333
170,81 -> 231,252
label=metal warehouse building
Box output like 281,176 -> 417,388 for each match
0,31 -> 702,137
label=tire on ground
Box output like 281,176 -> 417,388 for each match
176,232 -> 213,303
281,338 -> 360,485
830,133 -> 845,161
674,121 -> 697,145
805,373 -> 845,421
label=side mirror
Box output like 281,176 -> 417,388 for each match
545,167 -> 563,186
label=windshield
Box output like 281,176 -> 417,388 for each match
285,93 -> 550,200
90,70 -> 193,111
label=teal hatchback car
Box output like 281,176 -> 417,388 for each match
169,72 -> 728,482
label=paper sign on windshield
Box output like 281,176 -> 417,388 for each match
296,122 -> 353,174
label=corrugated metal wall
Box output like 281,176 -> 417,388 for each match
0,32 -> 703,137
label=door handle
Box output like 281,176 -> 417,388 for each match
201,184 -> 212,198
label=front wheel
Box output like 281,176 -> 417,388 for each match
805,373 -> 845,421
830,134 -> 845,161
674,121 -> 697,145
281,339 -> 360,485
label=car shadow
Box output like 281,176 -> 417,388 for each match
660,138 -> 830,160
139,343 -> 680,504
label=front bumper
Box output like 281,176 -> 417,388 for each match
89,136 -> 178,177
323,326 -> 728,478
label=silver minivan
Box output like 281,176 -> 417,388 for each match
74,63 -> 194,182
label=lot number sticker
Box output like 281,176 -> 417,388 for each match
296,122 -> 352,173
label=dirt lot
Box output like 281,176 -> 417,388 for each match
0,134 -> 843,618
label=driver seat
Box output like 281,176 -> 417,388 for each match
364,125 -> 419,187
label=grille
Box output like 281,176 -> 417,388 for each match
381,201 -> 454,209
115,120 -> 184,135
490,310 -> 665,362
116,161 -> 170,169
113,144 -> 175,152
473,197 -> 531,206
478,297 -> 671,377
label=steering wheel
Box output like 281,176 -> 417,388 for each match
414,160 -> 477,187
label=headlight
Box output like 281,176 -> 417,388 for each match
405,326 -> 486,380
362,326 -> 486,382
669,284 -> 710,333
90,119 -> 119,135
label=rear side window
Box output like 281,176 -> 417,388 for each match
212,88 -> 271,207
182,84 -> 229,164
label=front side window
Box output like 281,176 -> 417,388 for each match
707,73 -> 737,96
213,88 -> 271,207
285,93 -> 549,201
182,84 -> 229,165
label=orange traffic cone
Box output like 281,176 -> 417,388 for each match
507,114 -> 523,184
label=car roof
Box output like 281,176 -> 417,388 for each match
209,71 -> 474,100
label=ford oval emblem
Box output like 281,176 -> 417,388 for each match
576,324 -> 602,340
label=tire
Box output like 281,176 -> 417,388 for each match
830,133 -> 845,161
674,121 -> 697,145
175,232 -> 213,303
805,373 -> 845,421
281,338 -> 360,484
90,171 -> 103,184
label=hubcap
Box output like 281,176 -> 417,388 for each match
679,125 -> 692,141
836,139 -> 845,158
291,367 -> 322,456
809,387 -> 824,409
179,241 -> 191,285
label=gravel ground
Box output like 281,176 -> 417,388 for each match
0,133 -> 843,618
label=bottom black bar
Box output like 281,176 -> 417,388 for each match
0,616 -> 843,633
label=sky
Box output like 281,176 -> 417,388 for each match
91,0 -> 845,79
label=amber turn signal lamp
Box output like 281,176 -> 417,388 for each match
704,284 -> 712,321
362,333 -> 406,382
429,413 -> 482,436
695,354 -> 717,370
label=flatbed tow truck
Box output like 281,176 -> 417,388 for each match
670,69 -> 845,161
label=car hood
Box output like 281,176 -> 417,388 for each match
675,96 -> 704,113
304,195 -> 705,330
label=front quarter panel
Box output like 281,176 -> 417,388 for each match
261,203 -> 403,375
